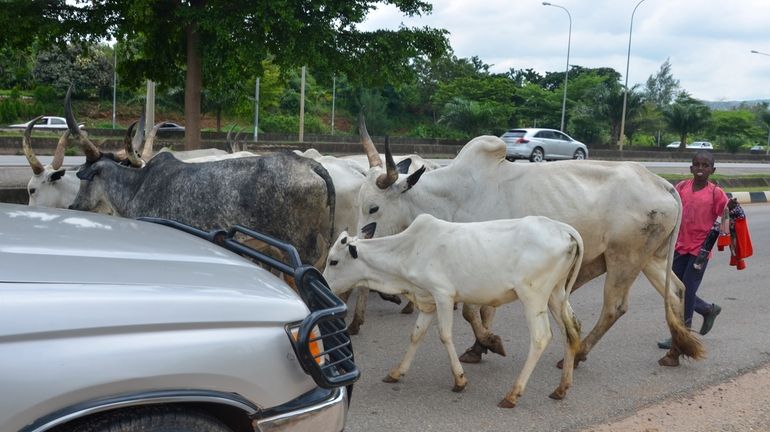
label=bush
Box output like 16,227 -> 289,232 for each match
259,114 -> 326,134
718,136 -> 745,154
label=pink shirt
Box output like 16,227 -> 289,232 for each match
675,179 -> 728,255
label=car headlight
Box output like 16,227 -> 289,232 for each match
288,324 -> 326,366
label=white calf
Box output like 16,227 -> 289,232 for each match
323,214 -> 584,407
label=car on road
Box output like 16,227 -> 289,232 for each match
8,115 -> 84,130
751,145 -> 765,154
500,128 -> 588,162
666,141 -> 714,150
156,121 -> 185,132
0,202 -> 358,432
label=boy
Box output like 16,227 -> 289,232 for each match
658,150 -> 737,349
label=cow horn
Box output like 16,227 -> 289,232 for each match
141,122 -> 164,162
51,130 -> 70,170
376,136 -> 398,189
22,115 -> 45,175
226,124 -> 237,153
124,121 -> 144,168
65,85 -> 100,161
359,113 -> 382,168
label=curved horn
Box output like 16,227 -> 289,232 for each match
226,124 -> 237,153
51,130 -> 70,170
65,85 -> 100,161
123,121 -> 144,168
22,115 -> 45,174
375,136 -> 398,189
359,113 -> 381,168
233,127 -> 243,152
132,105 -> 146,156
141,122 -> 164,162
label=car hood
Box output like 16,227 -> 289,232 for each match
0,204 -> 309,335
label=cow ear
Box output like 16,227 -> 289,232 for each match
403,165 -> 426,192
49,169 -> 66,182
348,244 -> 358,259
396,158 -> 412,174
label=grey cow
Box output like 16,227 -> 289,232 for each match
65,97 -> 335,267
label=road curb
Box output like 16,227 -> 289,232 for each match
727,191 -> 769,204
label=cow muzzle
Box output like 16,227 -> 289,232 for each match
360,222 -> 376,239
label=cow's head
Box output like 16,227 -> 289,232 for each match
22,117 -> 80,207
65,87 -> 140,215
356,115 -> 426,239
322,231 -> 364,296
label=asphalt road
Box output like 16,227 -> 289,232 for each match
342,204 -> 769,432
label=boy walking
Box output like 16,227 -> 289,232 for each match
658,150 -> 737,349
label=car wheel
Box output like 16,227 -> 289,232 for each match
573,149 -> 586,160
68,406 -> 234,432
529,147 -> 545,162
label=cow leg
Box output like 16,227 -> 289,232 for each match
546,287 -> 580,400
434,297 -> 468,392
642,258 -> 704,364
383,303 -> 435,384
499,294 -> 552,409
459,304 -> 505,364
347,288 -> 369,335
564,256 -> 641,369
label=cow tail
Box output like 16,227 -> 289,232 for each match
562,227 -> 584,351
664,185 -> 705,360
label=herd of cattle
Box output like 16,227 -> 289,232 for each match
20,90 -> 705,407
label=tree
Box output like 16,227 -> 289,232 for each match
4,0 -> 449,149
645,58 -> 680,107
438,97 -> 507,137
663,93 -> 711,150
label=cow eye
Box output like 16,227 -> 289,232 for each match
329,260 -> 338,266
29,188 -> 36,195
368,205 -> 379,214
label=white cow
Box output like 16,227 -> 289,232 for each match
323,214 -> 584,408
21,118 -> 80,208
355,133 -> 704,368
295,146 -> 409,333
140,122 -> 257,163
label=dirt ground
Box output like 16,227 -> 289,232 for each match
581,363 -> 770,431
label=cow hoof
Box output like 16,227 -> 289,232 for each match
379,293 -> 402,305
459,352 -> 481,364
497,398 -> 516,409
549,388 -> 566,400
658,353 -> 680,367
382,374 -> 400,383
348,322 -> 361,336
400,302 -> 414,314
452,382 -> 466,393
486,335 -> 507,357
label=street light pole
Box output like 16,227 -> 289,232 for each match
618,0 -> 648,151
543,2 -> 571,132
751,50 -> 770,154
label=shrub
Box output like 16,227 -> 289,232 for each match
718,136 -> 745,154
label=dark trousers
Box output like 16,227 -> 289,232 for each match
673,252 -> 713,327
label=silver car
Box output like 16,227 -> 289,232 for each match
0,203 -> 358,432
500,128 -> 588,162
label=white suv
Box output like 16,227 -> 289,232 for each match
0,203 -> 358,432
500,128 -> 588,162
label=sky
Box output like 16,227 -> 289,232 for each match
359,0 -> 770,102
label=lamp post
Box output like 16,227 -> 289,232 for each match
618,0 -> 648,151
542,2 -> 571,132
751,50 -> 770,154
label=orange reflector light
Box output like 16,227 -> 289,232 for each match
290,326 -> 325,365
